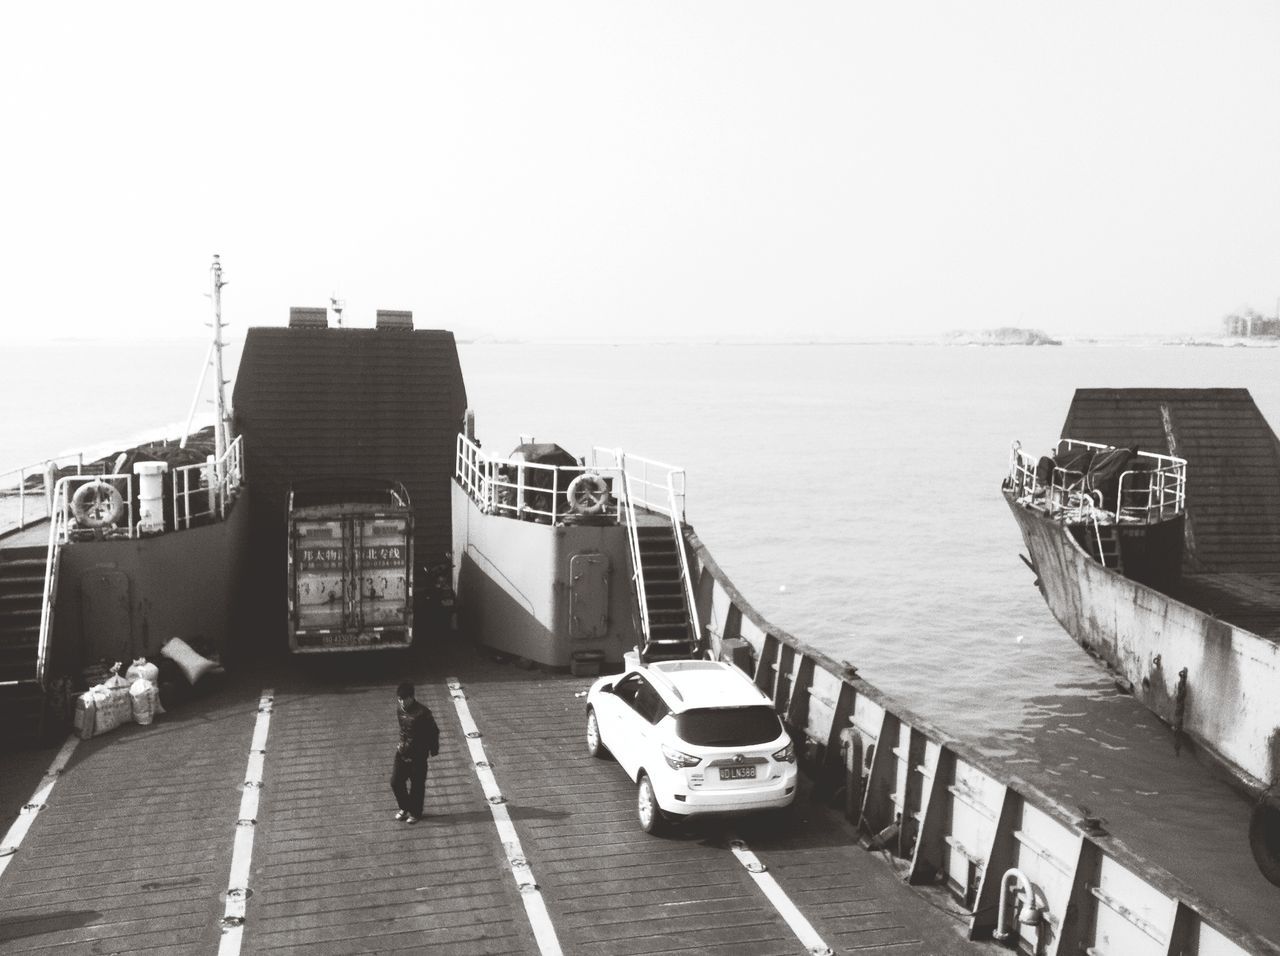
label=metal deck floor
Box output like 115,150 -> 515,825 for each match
0,639 -> 997,956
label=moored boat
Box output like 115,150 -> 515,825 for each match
1004,388 -> 1280,885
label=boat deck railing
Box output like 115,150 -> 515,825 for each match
172,435 -> 245,530
454,434 -> 616,524
0,453 -> 87,535
1007,438 -> 1186,523
0,436 -> 245,542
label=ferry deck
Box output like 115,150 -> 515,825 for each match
1,637 -> 997,956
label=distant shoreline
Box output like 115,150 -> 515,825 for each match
9,332 -> 1279,348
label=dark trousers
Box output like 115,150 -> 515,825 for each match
390,752 -> 429,816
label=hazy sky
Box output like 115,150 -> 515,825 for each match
3,2 -> 1278,341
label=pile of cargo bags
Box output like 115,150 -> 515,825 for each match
73,636 -> 222,739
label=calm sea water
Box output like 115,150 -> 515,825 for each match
4,338 -> 1279,745
6,335 -> 1280,926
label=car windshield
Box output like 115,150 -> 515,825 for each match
675,706 -> 783,747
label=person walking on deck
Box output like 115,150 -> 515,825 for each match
391,681 -> 439,824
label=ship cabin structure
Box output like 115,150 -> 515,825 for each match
0,424 -> 248,737
232,308 -> 466,659
451,432 -> 701,672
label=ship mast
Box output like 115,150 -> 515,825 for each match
210,254 -> 230,463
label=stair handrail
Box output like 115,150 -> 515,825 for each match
35,478 -> 72,687
614,452 -> 653,650
1090,514 -> 1107,567
664,470 -> 700,655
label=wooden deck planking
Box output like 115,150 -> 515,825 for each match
243,670 -> 532,956
0,677 -> 261,955
2,643 -> 1004,955
454,662 -> 984,956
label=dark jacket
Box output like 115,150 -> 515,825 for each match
397,700 -> 440,759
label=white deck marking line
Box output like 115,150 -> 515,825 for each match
447,677 -> 564,956
218,688 -> 274,956
729,837 -> 834,956
0,734 -> 79,881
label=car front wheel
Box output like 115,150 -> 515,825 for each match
637,773 -> 665,834
586,707 -> 608,759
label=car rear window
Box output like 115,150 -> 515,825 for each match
674,706 -> 783,747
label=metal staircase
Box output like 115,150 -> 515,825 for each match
0,544 -> 51,740
633,522 -> 698,662
600,447 -> 702,664
1087,520 -> 1125,573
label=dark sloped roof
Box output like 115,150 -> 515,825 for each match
1063,388 -> 1280,574
231,326 -> 466,565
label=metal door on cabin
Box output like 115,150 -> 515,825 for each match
293,516 -> 410,645
81,568 -> 133,662
568,553 -> 609,641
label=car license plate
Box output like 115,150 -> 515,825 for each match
719,766 -> 757,781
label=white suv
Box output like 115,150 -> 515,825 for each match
585,657 -> 798,833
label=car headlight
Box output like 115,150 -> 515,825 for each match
662,744 -> 702,770
772,741 -> 795,763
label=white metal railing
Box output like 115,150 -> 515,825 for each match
454,434 -> 623,524
172,434 -> 245,529
616,469 -> 653,646
1007,438 -> 1186,524
591,447 -> 687,521
56,473 -> 136,542
34,495 -> 66,686
0,453 -> 86,535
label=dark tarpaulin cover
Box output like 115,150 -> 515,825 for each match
1053,445 -> 1095,479
505,443 -> 582,517
1084,446 -> 1141,510
508,443 -> 579,469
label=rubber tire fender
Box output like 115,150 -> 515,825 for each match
1249,790 -> 1280,887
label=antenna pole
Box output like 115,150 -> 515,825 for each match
211,255 -> 230,467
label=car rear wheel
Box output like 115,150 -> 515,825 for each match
586,707 -> 608,759
637,773 -> 665,834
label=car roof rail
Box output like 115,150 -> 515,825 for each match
643,665 -> 685,702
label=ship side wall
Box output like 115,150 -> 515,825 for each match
450,482 -> 637,668
50,488 -> 251,674
1007,496 -> 1280,794
682,524 -> 1276,956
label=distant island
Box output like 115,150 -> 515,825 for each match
943,327 -> 1062,346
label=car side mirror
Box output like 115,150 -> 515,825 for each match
597,683 -> 614,695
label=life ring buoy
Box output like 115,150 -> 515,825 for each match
71,481 -> 125,528
566,473 -> 609,515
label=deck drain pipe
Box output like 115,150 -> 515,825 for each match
993,867 -> 1042,943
